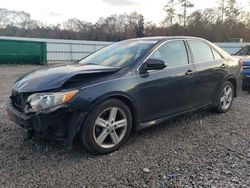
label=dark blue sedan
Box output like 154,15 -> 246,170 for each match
7,36 -> 241,154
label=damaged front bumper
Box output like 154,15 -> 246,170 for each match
7,101 -> 86,145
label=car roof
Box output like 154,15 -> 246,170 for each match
124,36 -> 206,43
125,36 -> 232,59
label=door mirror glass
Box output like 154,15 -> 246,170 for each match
145,59 -> 166,71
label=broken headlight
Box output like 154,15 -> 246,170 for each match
25,90 -> 78,113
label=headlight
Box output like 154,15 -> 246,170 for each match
26,90 -> 78,113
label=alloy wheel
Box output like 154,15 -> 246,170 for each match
220,84 -> 233,110
93,107 -> 128,148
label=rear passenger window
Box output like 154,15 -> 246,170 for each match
150,40 -> 188,67
212,48 -> 222,60
189,41 -> 214,63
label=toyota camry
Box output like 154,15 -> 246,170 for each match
7,36 -> 241,154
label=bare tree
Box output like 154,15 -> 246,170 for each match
63,18 -> 92,32
163,0 -> 176,27
0,7 -> 250,42
136,14 -> 145,37
203,8 -> 217,24
179,0 -> 194,27
218,0 -> 226,22
225,0 -> 240,24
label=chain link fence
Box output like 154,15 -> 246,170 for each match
0,36 -> 249,64
0,36 -> 112,64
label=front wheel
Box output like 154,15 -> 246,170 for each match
80,99 -> 132,154
214,81 -> 234,113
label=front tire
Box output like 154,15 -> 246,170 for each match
80,99 -> 132,154
214,81 -> 234,113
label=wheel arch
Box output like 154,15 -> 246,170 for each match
107,95 -> 139,130
225,76 -> 237,97
81,92 -> 139,132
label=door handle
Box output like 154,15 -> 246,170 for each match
221,64 -> 228,69
185,70 -> 193,76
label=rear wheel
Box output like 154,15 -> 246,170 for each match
80,99 -> 132,154
214,81 -> 234,113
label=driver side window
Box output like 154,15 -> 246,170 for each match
149,40 -> 189,67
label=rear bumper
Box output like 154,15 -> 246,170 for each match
7,101 -> 86,145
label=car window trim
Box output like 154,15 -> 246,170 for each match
137,39 -> 190,72
211,47 -> 223,60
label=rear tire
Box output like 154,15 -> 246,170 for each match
214,81 -> 234,113
79,99 -> 132,154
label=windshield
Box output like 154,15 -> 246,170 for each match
79,40 -> 157,67
235,46 -> 250,56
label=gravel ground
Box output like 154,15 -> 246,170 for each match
0,65 -> 249,187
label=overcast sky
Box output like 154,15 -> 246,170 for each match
1,0 -> 250,25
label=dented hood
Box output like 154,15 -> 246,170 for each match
13,64 -> 120,92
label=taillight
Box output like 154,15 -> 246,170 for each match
240,60 -> 244,66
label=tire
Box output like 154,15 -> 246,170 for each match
79,99 -> 132,154
214,81 -> 234,113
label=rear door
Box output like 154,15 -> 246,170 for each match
187,40 -> 227,106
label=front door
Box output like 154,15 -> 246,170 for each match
136,40 -> 198,123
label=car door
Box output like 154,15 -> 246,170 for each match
187,40 -> 228,106
136,40 -> 198,123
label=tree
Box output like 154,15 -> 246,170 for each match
136,15 -> 145,37
0,9 -> 36,29
63,18 -> 93,33
225,0 -> 240,24
218,0 -> 226,22
163,0 -> 176,27
179,0 -> 194,27
203,8 -> 217,25
1,7 -> 250,42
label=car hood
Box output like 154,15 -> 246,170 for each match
13,64 -> 121,92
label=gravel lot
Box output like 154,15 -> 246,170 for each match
0,65 -> 249,187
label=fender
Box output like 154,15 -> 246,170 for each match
69,90 -> 140,132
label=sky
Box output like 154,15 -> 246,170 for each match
1,0 -> 249,25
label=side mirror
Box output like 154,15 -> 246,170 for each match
145,59 -> 166,71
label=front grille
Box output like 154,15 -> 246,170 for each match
10,92 -> 31,112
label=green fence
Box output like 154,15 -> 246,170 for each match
0,39 -> 47,65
